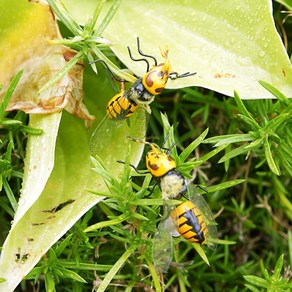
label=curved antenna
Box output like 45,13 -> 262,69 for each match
116,159 -> 146,174
126,135 -> 153,147
89,59 -> 125,83
161,133 -> 176,155
136,37 -> 157,66
127,37 -> 158,72
127,46 -> 151,72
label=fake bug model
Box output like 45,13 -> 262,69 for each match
89,38 -> 195,154
127,136 -> 217,272
152,187 -> 218,273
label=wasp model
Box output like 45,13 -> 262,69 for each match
89,38 -> 195,154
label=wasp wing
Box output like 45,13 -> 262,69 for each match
89,107 -> 148,156
152,215 -> 175,273
89,113 -> 124,154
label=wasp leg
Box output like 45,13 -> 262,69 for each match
169,71 -> 197,80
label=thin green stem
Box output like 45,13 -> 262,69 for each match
84,213 -> 130,232
89,45 -> 136,83
2,176 -> 18,213
96,242 -> 138,292
38,50 -> 85,93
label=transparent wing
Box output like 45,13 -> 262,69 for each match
89,107 -> 148,156
89,114 -> 124,154
152,216 -> 174,273
186,184 -> 218,250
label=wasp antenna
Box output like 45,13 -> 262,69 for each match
160,133 -> 176,154
127,45 -> 150,72
127,136 -> 160,150
182,194 -> 189,200
144,181 -> 158,198
117,159 -> 146,174
90,59 -> 125,83
126,135 -> 144,143
165,142 -> 176,155
196,185 -> 209,194
136,37 -> 158,67
161,133 -> 170,147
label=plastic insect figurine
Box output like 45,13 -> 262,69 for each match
127,135 -> 217,272
105,37 -> 195,119
152,188 -> 218,273
89,37 -> 196,154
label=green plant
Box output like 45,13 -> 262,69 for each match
0,0 -> 291,291
204,86 -> 292,176
0,71 -> 42,213
244,253 -> 292,291
85,114 -> 241,291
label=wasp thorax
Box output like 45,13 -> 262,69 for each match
159,170 -> 187,199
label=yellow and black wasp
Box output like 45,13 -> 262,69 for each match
128,136 -> 218,272
89,38 -> 196,154
153,189 -> 218,272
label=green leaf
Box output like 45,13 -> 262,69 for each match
59,268 -> 87,283
214,133 -> 254,147
244,284 -> 260,292
96,242 -> 138,292
234,91 -> 256,118
243,275 -> 269,288
263,113 -> 291,133
0,61 -> 146,292
89,0 -> 108,34
2,177 -> 17,213
192,244 -> 210,266
95,0 -> 121,36
205,179 -> 245,193
203,134 -> 240,144
244,138 -> 263,150
238,115 -> 262,132
46,0 -> 82,36
179,128 -> 209,162
86,0 -> 292,99
195,144 -> 228,166
289,231 -> 292,267
275,0 -> 292,11
45,272 -> 56,292
0,70 -> 23,121
272,254 -> 284,281
1,120 -> 22,126
259,80 -> 289,103
218,144 -> 249,163
264,136 -> 280,175
260,259 -> 271,280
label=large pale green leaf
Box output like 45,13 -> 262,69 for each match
65,0 -> 292,99
0,68 -> 146,292
0,1 -> 146,290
